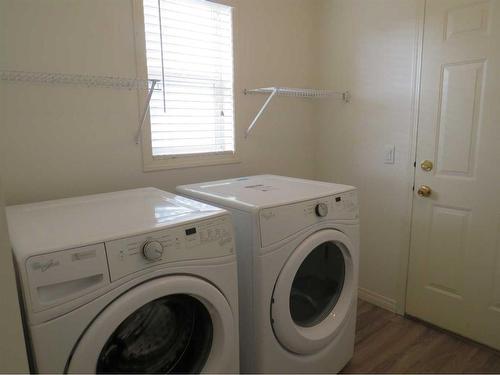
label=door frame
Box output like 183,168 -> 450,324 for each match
396,0 -> 427,315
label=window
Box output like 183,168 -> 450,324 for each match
141,0 -> 236,169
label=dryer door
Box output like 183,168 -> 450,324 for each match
66,276 -> 235,373
271,229 -> 356,355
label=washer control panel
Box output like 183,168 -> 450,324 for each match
24,243 -> 110,312
315,202 -> 329,217
106,215 -> 234,281
142,241 -> 164,261
259,190 -> 358,247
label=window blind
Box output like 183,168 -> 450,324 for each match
143,0 -> 235,157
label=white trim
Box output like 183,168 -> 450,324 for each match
144,152 -> 240,171
131,0 -> 239,172
396,0 -> 427,316
358,287 -> 397,313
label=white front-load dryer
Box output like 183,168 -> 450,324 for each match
177,175 -> 359,373
7,188 -> 239,373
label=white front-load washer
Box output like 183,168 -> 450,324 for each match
7,188 -> 239,373
177,175 -> 359,373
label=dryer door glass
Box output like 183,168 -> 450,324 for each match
290,241 -> 345,327
96,294 -> 213,373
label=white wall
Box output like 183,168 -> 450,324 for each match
0,126 -> 29,372
0,47 -> 28,371
315,0 -> 420,312
0,0 -> 318,205
0,0 -> 424,317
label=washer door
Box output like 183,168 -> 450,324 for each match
67,276 -> 235,373
271,229 -> 355,355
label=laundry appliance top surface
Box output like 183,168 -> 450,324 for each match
7,187 -> 226,257
177,175 -> 355,212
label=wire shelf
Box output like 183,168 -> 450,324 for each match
244,86 -> 351,137
0,70 -> 154,90
0,70 -> 160,144
245,87 -> 350,100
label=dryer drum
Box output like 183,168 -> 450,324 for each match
290,242 -> 346,327
96,294 -> 213,373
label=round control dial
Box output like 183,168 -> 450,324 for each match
142,241 -> 164,261
315,203 -> 329,218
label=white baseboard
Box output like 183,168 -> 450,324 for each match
358,287 -> 398,313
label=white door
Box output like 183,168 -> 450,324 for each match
67,276 -> 236,373
271,230 -> 356,354
406,0 -> 500,349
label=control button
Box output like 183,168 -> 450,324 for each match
315,203 -> 329,217
142,241 -> 164,261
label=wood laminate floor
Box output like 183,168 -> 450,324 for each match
342,300 -> 500,373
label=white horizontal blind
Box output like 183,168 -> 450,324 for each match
143,0 -> 235,157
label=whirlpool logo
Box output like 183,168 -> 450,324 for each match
32,259 -> 60,272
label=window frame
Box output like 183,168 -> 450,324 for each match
133,0 -> 240,171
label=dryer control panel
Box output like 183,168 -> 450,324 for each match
106,215 -> 234,281
259,190 -> 358,247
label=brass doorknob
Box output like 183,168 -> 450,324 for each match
420,160 -> 433,172
417,185 -> 432,197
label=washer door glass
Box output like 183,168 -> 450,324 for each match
96,294 -> 212,373
290,241 -> 345,327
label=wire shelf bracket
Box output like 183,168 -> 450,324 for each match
135,79 -> 158,144
0,70 -> 159,144
244,87 -> 351,138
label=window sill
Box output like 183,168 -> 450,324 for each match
143,152 -> 240,172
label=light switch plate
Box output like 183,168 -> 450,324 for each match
384,144 -> 396,164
